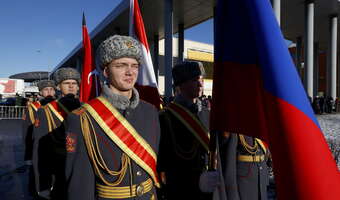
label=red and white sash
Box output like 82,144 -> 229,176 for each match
83,96 -> 160,187
167,102 -> 210,151
46,100 -> 68,122
30,101 -> 41,111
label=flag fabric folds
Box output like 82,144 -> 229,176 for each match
129,0 -> 162,109
80,13 -> 100,103
211,0 -> 340,199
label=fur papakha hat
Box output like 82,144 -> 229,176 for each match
53,68 -> 81,85
172,61 -> 205,86
96,35 -> 142,69
37,80 -> 56,91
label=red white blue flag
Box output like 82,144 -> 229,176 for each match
211,0 -> 340,199
129,0 -> 162,109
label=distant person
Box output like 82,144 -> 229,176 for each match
312,96 -> 320,114
319,95 -> 325,114
325,96 -> 334,113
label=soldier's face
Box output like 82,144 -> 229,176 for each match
104,57 -> 139,93
179,76 -> 204,99
40,87 -> 55,98
58,80 -> 79,96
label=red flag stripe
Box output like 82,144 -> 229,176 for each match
80,15 -> 100,103
133,0 -> 149,51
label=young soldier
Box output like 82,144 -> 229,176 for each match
22,79 -> 56,198
65,35 -> 160,200
32,68 -> 81,200
157,61 -> 214,200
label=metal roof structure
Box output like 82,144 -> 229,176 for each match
9,71 -> 49,82
52,0 -> 214,73
52,0 -> 340,71
282,0 -> 340,50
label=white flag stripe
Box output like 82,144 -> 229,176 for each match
138,45 -> 158,87
130,0 -> 159,89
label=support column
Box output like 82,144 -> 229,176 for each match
76,57 -> 82,73
272,0 -> 281,26
164,0 -> 173,99
296,36 -> 303,78
304,0 -> 314,98
314,42 -> 319,97
329,15 -> 338,100
153,34 -> 159,83
178,24 -> 184,62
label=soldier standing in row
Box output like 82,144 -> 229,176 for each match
220,133 -> 269,200
158,61 -> 214,200
200,132 -> 270,200
22,79 -> 56,198
32,68 -> 81,199
65,35 -> 161,200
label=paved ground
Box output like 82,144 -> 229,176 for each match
317,113 -> 340,140
0,115 -> 339,200
0,119 -> 32,200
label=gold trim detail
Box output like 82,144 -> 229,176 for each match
83,96 -> 159,187
167,102 -> 210,151
96,178 -> 153,199
47,102 -> 64,122
237,155 -> 265,162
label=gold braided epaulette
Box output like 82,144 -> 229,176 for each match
72,107 -> 86,115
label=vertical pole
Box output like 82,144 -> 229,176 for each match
304,0 -> 314,98
164,0 -> 173,99
296,36 -> 303,78
330,15 -> 338,100
178,23 -> 184,62
314,42 -> 319,97
272,0 -> 281,26
153,34 -> 160,83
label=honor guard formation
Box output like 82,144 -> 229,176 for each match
14,35 -> 273,200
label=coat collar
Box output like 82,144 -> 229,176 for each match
101,84 -> 139,110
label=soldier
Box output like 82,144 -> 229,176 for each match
200,132 -> 270,200
158,61 -> 214,200
65,35 -> 160,200
222,133 -> 269,200
32,68 -> 81,199
22,79 -> 56,198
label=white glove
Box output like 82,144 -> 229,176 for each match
38,190 -> 51,199
199,170 -> 220,193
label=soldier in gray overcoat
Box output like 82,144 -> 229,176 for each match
32,68 -> 81,199
220,133 -> 269,200
64,35 -> 161,200
158,61 -> 215,200
22,79 -> 56,198
200,132 -> 270,200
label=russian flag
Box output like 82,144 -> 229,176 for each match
210,0 -> 340,199
129,0 -> 162,109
